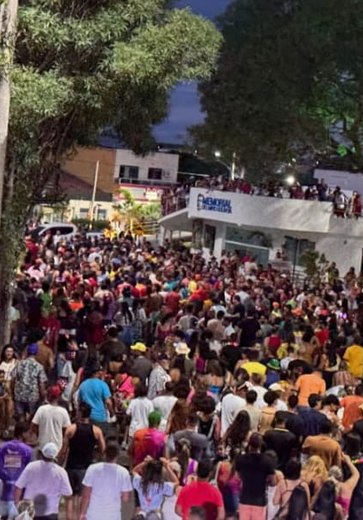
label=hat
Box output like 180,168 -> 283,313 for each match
131,342 -> 147,353
269,383 -> 283,392
47,385 -> 62,401
236,381 -> 253,392
27,343 -> 38,356
41,442 -> 58,460
175,342 -> 191,356
267,359 -> 280,371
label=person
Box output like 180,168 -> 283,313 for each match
283,484 -> 311,520
175,459 -> 225,520
312,479 -> 344,519
0,422 -> 32,520
173,413 -> 208,462
298,393 -> 330,437
263,411 -> 297,471
341,384 -> 363,431
59,402 -> 105,520
133,456 -> 179,517
329,453 -> 360,518
281,394 -> 304,440
15,441 -> 72,520
13,343 -> 47,420
99,326 -> 126,374
344,335 -> 363,379
129,410 -> 166,466
235,432 -> 276,520
126,383 -> 154,441
220,381 -> 247,436
273,459 -> 310,519
152,381 -> 177,431
223,410 -> 251,454
31,385 -> 71,450
131,342 -> 152,385
0,345 -> 18,435
78,363 -> 114,436
80,442 -> 132,520
295,368 -> 326,406
302,420 -> 343,469
241,389 -> 261,431
259,390 -> 278,435
147,353 -> 170,400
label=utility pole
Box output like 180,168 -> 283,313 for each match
0,0 -> 18,220
88,160 -> 100,228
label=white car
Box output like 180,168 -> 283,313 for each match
35,222 -> 78,240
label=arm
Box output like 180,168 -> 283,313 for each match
160,457 -> 179,485
217,505 -> 225,520
342,454 -> 360,491
58,425 -> 75,464
79,485 -> 92,520
105,397 -> 114,417
175,503 -> 183,518
121,491 -> 131,503
14,486 -> 23,506
93,426 -> 106,454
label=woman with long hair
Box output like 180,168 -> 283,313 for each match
329,453 -> 360,519
223,410 -> 251,454
133,457 -> 179,517
312,480 -> 344,520
172,438 -> 197,485
301,455 -> 328,502
273,459 -> 310,519
285,485 -> 311,520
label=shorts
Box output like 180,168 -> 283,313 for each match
15,401 -> 38,417
67,468 -> 86,495
0,500 -> 18,519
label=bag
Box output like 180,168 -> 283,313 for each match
273,484 -> 308,520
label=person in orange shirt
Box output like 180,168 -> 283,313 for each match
341,384 -> 363,431
295,369 -> 326,406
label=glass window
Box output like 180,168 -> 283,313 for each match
148,168 -> 162,180
119,165 -> 139,180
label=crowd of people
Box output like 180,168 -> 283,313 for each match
161,177 -> 362,219
1,230 -> 363,519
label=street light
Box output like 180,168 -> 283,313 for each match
213,151 -> 237,180
286,175 -> 296,186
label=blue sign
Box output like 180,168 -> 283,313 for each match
197,194 -> 232,214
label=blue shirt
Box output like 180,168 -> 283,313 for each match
78,378 -> 111,422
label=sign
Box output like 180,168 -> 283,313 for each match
196,193 -> 232,214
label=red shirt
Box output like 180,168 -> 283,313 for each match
165,291 -> 180,314
176,481 -> 224,520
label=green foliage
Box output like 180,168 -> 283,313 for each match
192,0 -> 363,175
72,218 -> 110,231
300,250 -> 328,282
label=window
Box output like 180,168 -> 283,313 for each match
97,209 -> 107,220
119,165 -> 139,180
148,168 -> 162,180
79,208 -> 88,218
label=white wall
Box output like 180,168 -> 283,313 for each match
114,149 -> 179,184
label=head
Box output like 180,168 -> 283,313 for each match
308,393 -> 322,410
313,480 -> 337,520
246,389 -> 257,405
41,442 -> 59,462
134,383 -> 148,398
273,411 -> 287,429
302,455 -> 328,481
1,345 -> 16,362
141,460 -> 164,494
197,459 -> 213,481
187,507 -> 206,520
285,485 -> 310,520
78,401 -> 92,420
47,385 -> 62,403
14,421 -> 29,441
263,390 -> 278,406
345,432 -> 361,458
148,410 -> 162,429
104,442 -> 120,463
287,394 -> 298,411
247,432 -> 263,453
284,459 -> 302,480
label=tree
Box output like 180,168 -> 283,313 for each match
0,0 -> 222,341
112,189 -> 161,233
192,0 -> 363,176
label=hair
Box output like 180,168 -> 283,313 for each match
355,384 -> 363,396
322,395 -> 340,407
141,460 -> 164,495
14,422 -> 29,439
197,396 -> 216,415
148,410 -> 162,428
175,438 -> 192,482
186,413 -> 199,427
284,459 -> 302,480
312,480 -> 337,520
308,393 -> 322,408
197,459 -> 212,480
0,344 -> 16,362
134,383 -> 148,398
320,420 -> 333,435
188,506 -> 206,520
105,442 -> 119,462
273,411 -> 286,427
285,485 -> 310,520
288,394 -> 298,409
264,390 -> 278,406
302,455 -> 328,483
344,432 -> 361,457
225,410 -> 251,448
247,432 -> 263,452
246,389 -> 257,404
79,402 -> 91,419
168,400 -> 189,433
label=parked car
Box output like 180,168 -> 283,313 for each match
33,222 -> 78,240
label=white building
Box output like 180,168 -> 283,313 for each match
114,149 -> 179,186
160,187 -> 363,274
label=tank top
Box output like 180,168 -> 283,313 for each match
66,422 -> 97,469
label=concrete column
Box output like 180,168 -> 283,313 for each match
213,222 -> 226,259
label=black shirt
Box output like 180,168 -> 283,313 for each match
235,452 -> 275,506
263,428 -> 297,470
220,344 -> 241,373
238,318 -> 261,348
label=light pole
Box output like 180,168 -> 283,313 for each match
214,151 -> 237,180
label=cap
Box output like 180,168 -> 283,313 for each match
267,359 -> 280,371
131,342 -> 147,353
269,383 -> 283,392
47,385 -> 62,401
41,442 -> 58,460
27,343 -> 38,356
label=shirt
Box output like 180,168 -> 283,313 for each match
16,460 -> 72,516
126,397 -> 154,437
0,441 -> 32,501
78,378 -> 111,423
298,407 -> 330,437
147,365 -> 170,400
176,480 -> 224,520
133,474 -> 174,513
220,394 -> 246,436
131,427 -> 166,466
235,452 -> 275,506
32,404 -> 71,450
263,428 -> 297,470
83,462 -> 132,520
302,435 -> 342,469
341,395 -> 363,430
295,373 -> 326,406
173,430 -> 208,462
344,344 -> 363,378
13,358 -> 47,403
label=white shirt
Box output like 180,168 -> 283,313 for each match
153,395 -> 177,431
221,393 -> 246,436
16,460 -> 72,516
83,462 -> 132,520
253,385 -> 267,409
126,397 -> 154,437
32,404 -> 71,450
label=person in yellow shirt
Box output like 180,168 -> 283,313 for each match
344,337 -> 363,378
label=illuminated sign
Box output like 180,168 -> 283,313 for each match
196,193 -> 232,214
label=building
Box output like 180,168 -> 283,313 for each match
160,187 -> 363,274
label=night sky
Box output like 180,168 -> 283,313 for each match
154,0 -> 232,144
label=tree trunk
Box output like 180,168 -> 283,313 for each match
0,0 -> 18,345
